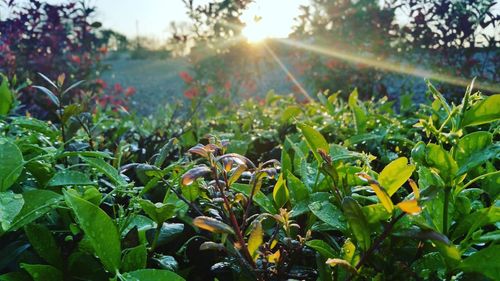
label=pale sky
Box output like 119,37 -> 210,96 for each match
93,0 -> 307,41
2,0 -> 308,41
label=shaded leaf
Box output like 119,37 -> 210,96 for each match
25,224 -> 63,268
64,190 -> 121,273
121,269 -> 185,281
9,190 -> 62,231
121,244 -> 147,272
306,240 -> 337,258
0,138 -> 24,192
20,264 -> 62,281
0,191 -> 24,231
33,86 -> 60,107
0,75 -> 13,115
82,157 -> 127,186
47,171 -> 95,187
342,197 -> 371,251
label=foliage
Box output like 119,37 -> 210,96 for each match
0,0 -> 138,120
292,0 -> 500,98
0,72 -> 498,280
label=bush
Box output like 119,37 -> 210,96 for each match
0,74 -> 498,280
0,0 -> 107,117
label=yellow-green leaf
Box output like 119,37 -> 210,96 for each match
272,174 -> 289,208
248,221 -> 263,260
378,157 -> 415,196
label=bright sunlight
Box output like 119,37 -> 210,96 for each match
241,0 -> 306,42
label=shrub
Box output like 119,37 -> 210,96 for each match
0,75 -> 498,280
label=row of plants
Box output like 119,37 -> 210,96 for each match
0,73 -> 499,280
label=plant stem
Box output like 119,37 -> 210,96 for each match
347,212 -> 405,280
162,179 -> 204,216
241,173 -> 259,231
150,222 -> 163,253
443,187 -> 451,236
460,170 -> 500,191
211,167 -> 256,269
76,116 -> 95,150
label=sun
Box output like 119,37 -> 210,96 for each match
242,18 -> 267,43
240,0 -> 305,43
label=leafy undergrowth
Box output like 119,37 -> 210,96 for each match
0,76 -> 499,281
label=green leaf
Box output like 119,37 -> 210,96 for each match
232,183 -> 276,214
378,157 -> 415,196
272,174 -> 289,208
452,206 -> 499,241
0,191 -> 24,231
47,170 -> 95,187
342,197 -> 371,251
348,89 -> 367,133
306,240 -> 338,258
411,253 -> 446,280
455,131 -> 499,176
20,264 -> 62,281
61,104 -> 82,124
11,117 -> 56,136
9,190 -> 62,231
121,244 -> 147,273
309,201 -> 347,232
121,269 -> 185,281
459,245 -> 500,279
425,144 -> 457,183
0,138 -> 24,192
181,183 -> 200,202
64,190 -> 121,273
280,105 -> 301,123
154,138 -> 177,168
456,145 -> 500,176
280,146 -> 292,176
82,157 -> 127,187
455,132 -> 492,166
286,171 -> 309,204
25,224 -> 63,268
0,75 -> 13,115
0,272 -> 31,281
297,123 -> 329,163
462,94 -> 500,127
362,204 -> 391,224
139,200 -> 176,224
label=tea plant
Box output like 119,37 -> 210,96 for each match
0,72 -> 498,280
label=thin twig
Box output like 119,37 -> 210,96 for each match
346,212 -> 406,281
